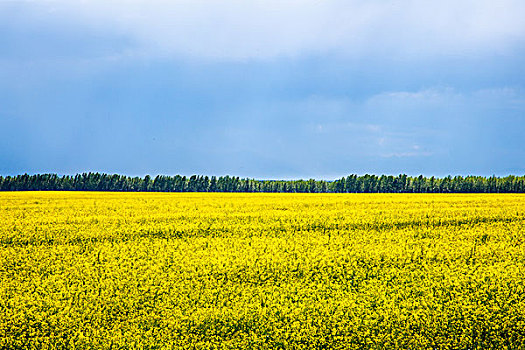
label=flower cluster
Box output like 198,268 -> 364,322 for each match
1,192 -> 524,349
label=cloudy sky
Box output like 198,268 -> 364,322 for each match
1,0 -> 524,179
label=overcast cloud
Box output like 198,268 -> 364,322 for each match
1,0 -> 524,178
3,0 -> 525,60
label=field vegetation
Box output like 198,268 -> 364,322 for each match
1,192 -> 525,349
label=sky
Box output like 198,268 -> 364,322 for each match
1,0 -> 525,179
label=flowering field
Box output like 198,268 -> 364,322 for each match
1,192 -> 525,349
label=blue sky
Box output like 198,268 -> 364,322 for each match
1,0 -> 525,179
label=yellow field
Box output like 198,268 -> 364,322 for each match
1,192 -> 525,349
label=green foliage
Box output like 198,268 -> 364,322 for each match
1,173 -> 525,193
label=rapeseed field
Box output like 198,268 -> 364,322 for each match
1,192 -> 524,349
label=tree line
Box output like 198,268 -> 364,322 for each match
1,173 -> 525,193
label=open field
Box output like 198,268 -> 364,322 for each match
1,192 -> 525,349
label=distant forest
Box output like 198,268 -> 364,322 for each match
1,173 -> 525,193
